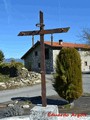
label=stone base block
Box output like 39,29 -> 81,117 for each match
29,105 -> 59,120
0,116 -> 30,120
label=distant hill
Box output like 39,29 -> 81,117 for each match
4,58 -> 24,64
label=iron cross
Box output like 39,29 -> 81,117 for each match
18,11 -> 70,107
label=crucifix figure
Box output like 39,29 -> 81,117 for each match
18,11 -> 70,107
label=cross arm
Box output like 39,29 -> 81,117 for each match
18,27 -> 70,36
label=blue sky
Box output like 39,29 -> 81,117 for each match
0,0 -> 90,58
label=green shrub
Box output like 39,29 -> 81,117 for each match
0,63 -> 10,75
10,62 -> 23,69
0,62 -> 24,77
53,48 -> 83,103
9,62 -> 24,77
0,74 -> 10,82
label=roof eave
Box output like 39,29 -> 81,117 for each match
21,41 -> 40,59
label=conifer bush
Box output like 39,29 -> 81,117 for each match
53,47 -> 83,103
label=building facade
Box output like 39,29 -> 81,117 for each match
21,41 -> 90,73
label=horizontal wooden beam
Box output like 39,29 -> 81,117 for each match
18,27 -> 70,36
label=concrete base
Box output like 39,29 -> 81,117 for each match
0,116 -> 30,120
29,105 -> 59,120
1,105 -> 89,120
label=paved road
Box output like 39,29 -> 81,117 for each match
0,75 -> 57,103
82,74 -> 90,93
0,74 -> 90,103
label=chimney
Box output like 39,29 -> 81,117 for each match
59,40 -> 63,45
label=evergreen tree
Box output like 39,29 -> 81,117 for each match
0,50 -> 4,62
53,47 -> 83,103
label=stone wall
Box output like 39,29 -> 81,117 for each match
45,46 -> 53,73
24,45 -> 53,73
24,45 -> 90,73
24,45 -> 41,72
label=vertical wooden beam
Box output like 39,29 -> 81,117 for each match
32,35 -> 34,46
40,11 -> 47,107
51,34 -> 53,46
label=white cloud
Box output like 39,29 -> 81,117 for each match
3,0 -> 10,24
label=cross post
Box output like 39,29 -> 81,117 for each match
18,11 -> 70,107
39,11 -> 47,106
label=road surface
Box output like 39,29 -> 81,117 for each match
82,74 -> 90,93
0,74 -> 90,103
0,75 -> 57,103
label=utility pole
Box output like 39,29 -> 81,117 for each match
18,11 -> 70,107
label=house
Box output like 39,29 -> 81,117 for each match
21,40 -> 90,73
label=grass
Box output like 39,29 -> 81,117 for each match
62,104 -> 71,109
0,74 -> 10,82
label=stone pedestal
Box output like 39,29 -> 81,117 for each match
0,116 -> 30,120
29,105 -> 59,120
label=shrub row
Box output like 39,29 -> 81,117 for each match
0,62 -> 24,77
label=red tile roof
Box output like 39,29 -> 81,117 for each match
21,41 -> 90,59
44,41 -> 90,49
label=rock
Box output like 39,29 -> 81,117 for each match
15,101 -> 19,104
0,105 -> 24,118
22,105 -> 30,108
21,67 -> 28,71
34,79 -> 41,84
8,104 -> 14,107
19,81 -> 25,86
0,82 -> 5,86
27,73 -> 30,77
0,82 -> 7,89
0,104 -> 7,108
0,67 -> 42,90
70,101 -> 74,108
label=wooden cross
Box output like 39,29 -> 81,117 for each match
18,11 -> 70,107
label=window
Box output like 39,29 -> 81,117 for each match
89,66 -> 90,70
78,48 -> 81,51
45,48 -> 49,59
35,51 -> 38,56
38,63 -> 40,68
85,61 -> 87,66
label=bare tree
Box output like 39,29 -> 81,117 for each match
79,28 -> 90,56
80,28 -> 90,44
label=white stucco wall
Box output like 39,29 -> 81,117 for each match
53,49 -> 90,72
79,51 -> 90,72
53,50 -> 60,72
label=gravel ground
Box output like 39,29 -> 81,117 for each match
0,74 -> 90,119
48,95 -> 90,115
0,94 -> 90,119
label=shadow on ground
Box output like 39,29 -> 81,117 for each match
11,96 -> 68,105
